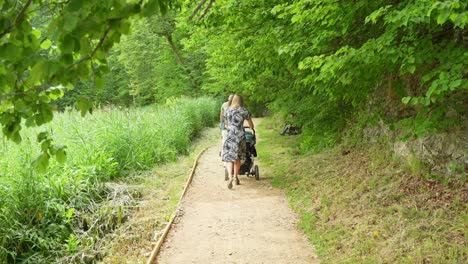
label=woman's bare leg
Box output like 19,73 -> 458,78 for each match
234,159 -> 241,185
226,161 -> 234,189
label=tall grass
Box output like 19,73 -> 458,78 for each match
0,97 -> 218,263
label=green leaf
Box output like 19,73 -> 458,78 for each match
39,104 -> 54,124
4,121 -> 22,144
141,0 -> 160,17
402,97 -> 412,105
0,43 -> 22,61
25,117 -> 35,127
423,97 -> 430,106
449,13 -> 459,22
29,61 -> 48,84
119,21 -> 131,34
66,208 -> 75,222
158,0 -> 168,15
41,139 -> 51,151
32,29 -> 41,39
95,75 -> 105,89
449,79 -> 462,90
0,64 -> 6,75
55,146 -> 67,164
96,50 -> 106,60
365,5 -> 392,24
76,97 -> 93,117
63,14 -> 79,32
79,38 -> 92,55
41,39 -> 52,49
437,10 -> 451,24
61,35 -> 75,54
37,131 -> 48,142
33,153 -> 50,173
66,0 -> 83,12
47,86 -> 65,100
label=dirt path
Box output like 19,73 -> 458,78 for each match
155,120 -> 318,264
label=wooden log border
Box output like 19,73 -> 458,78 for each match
146,147 -> 208,264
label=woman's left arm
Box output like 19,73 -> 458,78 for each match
247,118 -> 254,130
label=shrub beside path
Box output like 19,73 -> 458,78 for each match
155,119 -> 318,263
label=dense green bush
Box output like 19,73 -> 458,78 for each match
0,97 -> 218,263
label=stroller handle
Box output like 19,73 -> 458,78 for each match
243,126 -> 256,137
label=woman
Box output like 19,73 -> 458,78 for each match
222,94 -> 254,189
220,94 -> 233,157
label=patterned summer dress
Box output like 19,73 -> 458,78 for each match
222,106 -> 251,162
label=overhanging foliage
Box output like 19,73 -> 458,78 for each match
183,0 -> 467,150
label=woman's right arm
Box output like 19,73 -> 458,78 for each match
225,110 -> 229,127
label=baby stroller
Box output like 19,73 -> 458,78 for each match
225,127 -> 260,181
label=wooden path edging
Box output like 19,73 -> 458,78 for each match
146,147 -> 208,264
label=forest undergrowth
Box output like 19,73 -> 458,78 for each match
257,117 -> 467,264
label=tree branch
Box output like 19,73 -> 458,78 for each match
50,0 -> 72,5
0,0 -> 34,39
188,0 -> 207,21
198,0 -> 214,21
61,26 -> 112,74
0,25 -> 113,101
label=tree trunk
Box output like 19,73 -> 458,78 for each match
164,33 -> 198,89
165,33 -> 185,66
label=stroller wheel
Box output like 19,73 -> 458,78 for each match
254,165 -> 259,180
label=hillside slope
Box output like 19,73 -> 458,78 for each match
257,119 -> 467,263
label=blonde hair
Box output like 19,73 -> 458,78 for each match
227,94 -> 234,106
230,94 -> 243,108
